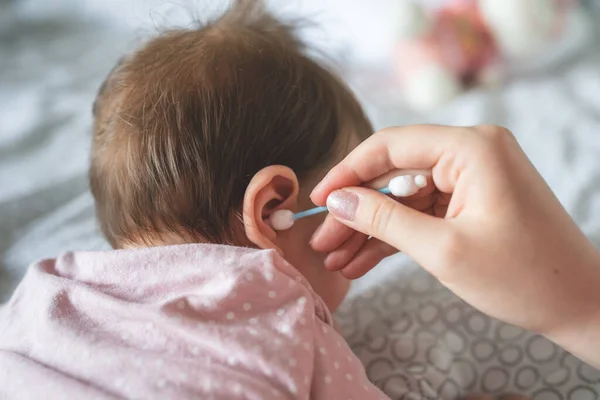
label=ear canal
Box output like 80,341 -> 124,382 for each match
259,175 -> 297,219
262,198 -> 286,219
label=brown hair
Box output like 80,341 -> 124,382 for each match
90,1 -> 373,248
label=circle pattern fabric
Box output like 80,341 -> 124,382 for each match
336,262 -> 600,399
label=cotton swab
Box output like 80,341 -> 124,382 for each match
269,174 -> 427,231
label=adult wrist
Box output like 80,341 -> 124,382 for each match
542,250 -> 600,369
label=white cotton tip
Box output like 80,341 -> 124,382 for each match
414,174 -> 427,188
389,175 -> 419,197
270,210 -> 295,231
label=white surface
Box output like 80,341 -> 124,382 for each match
1,0 -> 600,397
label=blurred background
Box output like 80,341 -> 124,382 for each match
0,0 -> 599,300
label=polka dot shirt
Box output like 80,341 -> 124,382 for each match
0,244 -> 389,399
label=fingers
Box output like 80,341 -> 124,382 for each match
364,169 -> 433,195
310,215 -> 356,253
326,187 -> 447,266
311,124 -> 464,205
396,192 -> 436,211
323,231 -> 368,270
311,173 -> 435,253
338,238 -> 397,279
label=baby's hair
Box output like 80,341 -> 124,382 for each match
90,0 -> 373,247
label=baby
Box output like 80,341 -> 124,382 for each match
0,2 -> 387,399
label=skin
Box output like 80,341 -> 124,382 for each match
127,126 -> 549,397
241,164 -> 351,311
312,168 -> 439,274
310,124 -> 600,369
131,134 -> 363,312
131,163 -> 353,312
128,131 -> 424,313
239,133 -> 438,311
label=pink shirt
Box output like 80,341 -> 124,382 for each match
0,244 -> 387,399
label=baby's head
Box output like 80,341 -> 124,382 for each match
90,2 -> 373,310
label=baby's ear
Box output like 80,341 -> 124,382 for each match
243,166 -> 299,254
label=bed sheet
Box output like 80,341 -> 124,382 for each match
1,2 -> 599,399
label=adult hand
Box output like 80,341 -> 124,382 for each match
310,125 -> 600,368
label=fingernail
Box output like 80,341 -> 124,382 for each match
310,223 -> 324,245
326,190 -> 358,221
324,253 -> 342,270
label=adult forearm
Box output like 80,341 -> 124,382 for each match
546,304 -> 600,369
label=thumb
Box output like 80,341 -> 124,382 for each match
326,187 -> 447,265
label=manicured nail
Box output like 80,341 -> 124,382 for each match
326,190 -> 358,221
